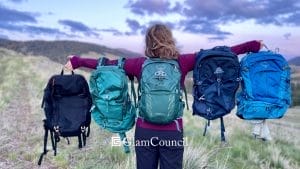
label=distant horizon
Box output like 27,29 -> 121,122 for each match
1,37 -> 299,60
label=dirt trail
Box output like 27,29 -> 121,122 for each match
0,77 -> 56,169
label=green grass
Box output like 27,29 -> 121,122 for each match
0,55 -> 25,109
0,48 -> 299,169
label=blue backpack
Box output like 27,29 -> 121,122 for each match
237,51 -> 291,119
89,57 -> 136,153
193,46 -> 240,141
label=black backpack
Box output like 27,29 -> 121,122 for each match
38,70 -> 92,165
192,46 -> 240,141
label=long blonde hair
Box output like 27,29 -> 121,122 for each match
145,24 -> 179,59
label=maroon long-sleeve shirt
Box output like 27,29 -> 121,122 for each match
70,40 -> 261,131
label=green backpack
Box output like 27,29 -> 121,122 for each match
89,57 -> 136,153
139,58 -> 185,125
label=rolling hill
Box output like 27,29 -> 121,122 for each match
289,56 -> 300,66
0,38 -> 142,64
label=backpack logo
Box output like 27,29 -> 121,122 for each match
214,67 -> 224,83
214,67 -> 224,75
154,70 -> 167,80
260,61 -> 269,68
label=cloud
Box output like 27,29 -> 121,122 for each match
0,5 -> 36,24
125,0 -> 300,40
0,34 -> 9,39
284,33 -> 291,40
125,18 -> 145,35
124,19 -> 177,36
0,22 -> 74,38
285,11 -> 300,26
7,0 -> 27,3
179,0 -> 300,39
125,0 -> 182,16
182,0 -> 300,26
208,35 -> 228,41
126,19 -> 142,31
124,0 -> 233,39
0,5 -> 77,39
100,28 -> 123,36
58,19 -> 100,37
180,18 -> 231,39
23,25 -> 72,37
147,20 -> 176,30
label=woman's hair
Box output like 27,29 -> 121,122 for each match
145,24 -> 179,59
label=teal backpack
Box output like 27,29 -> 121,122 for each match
89,57 -> 136,153
138,58 -> 185,126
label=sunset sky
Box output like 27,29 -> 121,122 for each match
1,0 -> 299,58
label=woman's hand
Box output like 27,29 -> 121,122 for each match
64,55 -> 74,70
257,40 -> 264,50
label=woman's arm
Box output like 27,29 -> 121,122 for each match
64,55 -> 145,80
65,55 -> 118,70
178,40 -> 263,78
231,40 -> 262,55
69,56 -> 98,69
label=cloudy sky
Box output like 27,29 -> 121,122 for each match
0,0 -> 299,58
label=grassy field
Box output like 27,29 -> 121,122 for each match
0,48 -> 299,169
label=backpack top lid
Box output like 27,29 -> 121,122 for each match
141,58 -> 181,78
240,50 -> 289,68
196,46 -> 237,63
239,50 -> 290,102
193,46 -> 239,84
48,70 -> 89,96
97,57 -> 124,68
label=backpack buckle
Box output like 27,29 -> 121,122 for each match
53,126 -> 60,133
198,94 -> 205,101
81,126 -> 86,133
206,107 -> 212,113
53,126 -> 61,140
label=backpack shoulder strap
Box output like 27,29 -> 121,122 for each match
119,133 -> 130,153
97,57 -> 108,67
183,85 -> 189,110
117,57 -> 125,68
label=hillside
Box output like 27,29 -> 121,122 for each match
0,48 -> 299,169
0,39 -> 142,64
289,56 -> 300,66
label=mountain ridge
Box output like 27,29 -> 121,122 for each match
288,56 -> 300,66
1,38 -> 299,66
0,38 -> 142,64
